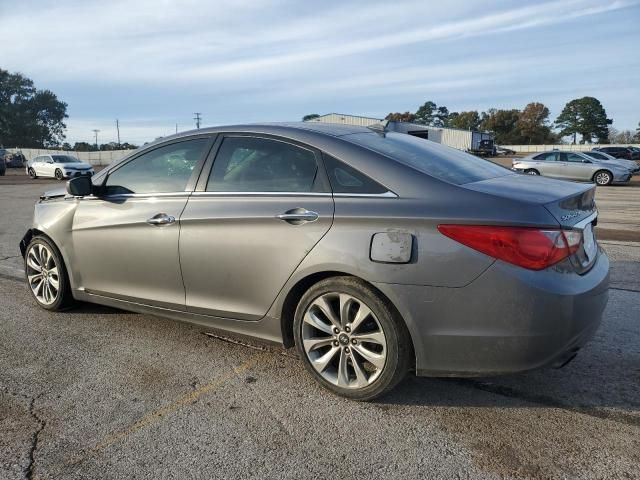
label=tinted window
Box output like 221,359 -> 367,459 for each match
207,137 -> 318,192
343,132 -> 509,185
565,153 -> 584,162
105,139 -> 207,195
533,152 -> 556,161
585,152 -> 606,160
323,155 -> 388,194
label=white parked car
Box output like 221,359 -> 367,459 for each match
27,154 -> 94,180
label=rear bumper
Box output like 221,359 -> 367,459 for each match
374,249 -> 610,377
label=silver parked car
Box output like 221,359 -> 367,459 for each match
27,154 -> 94,180
583,150 -> 640,173
512,150 -> 633,185
20,124 -> 609,400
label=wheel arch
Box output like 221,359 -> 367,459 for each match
279,271 -> 416,369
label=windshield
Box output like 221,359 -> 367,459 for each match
343,132 -> 510,185
52,155 -> 81,163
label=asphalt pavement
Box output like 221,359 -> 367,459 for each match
1,171 -> 639,479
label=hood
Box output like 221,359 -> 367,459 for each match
40,186 -> 67,201
55,161 -> 92,169
597,158 -> 637,170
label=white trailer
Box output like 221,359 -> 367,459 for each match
386,122 -> 495,155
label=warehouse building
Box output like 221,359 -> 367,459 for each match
306,113 -> 495,155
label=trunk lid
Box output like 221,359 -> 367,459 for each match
464,174 -> 596,227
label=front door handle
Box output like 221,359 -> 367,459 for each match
146,213 -> 176,226
276,208 -> 319,224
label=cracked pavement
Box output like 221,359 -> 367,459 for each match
0,177 -> 639,479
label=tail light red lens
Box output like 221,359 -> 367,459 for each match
437,225 -> 582,270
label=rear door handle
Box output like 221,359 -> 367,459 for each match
276,208 -> 319,224
146,213 -> 176,226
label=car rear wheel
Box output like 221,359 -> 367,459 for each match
525,169 -> 539,175
294,276 -> 411,401
28,168 -> 37,179
25,236 -> 75,311
593,170 -> 612,186
55,169 -> 64,180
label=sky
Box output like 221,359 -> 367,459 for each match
1,0 -> 639,145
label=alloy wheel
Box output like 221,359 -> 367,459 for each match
26,243 -> 60,305
301,292 -> 387,389
595,171 -> 611,185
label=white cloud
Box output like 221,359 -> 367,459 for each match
1,0 -> 639,142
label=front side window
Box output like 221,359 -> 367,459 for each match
207,137 -> 318,192
104,138 -> 207,195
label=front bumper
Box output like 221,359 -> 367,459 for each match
63,170 -> 94,178
374,249 -> 610,377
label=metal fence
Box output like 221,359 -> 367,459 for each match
6,148 -> 134,166
501,144 -> 640,153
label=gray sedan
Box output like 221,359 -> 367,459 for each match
512,150 -> 633,185
20,123 -> 609,400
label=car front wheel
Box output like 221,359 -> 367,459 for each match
294,276 -> 412,401
55,169 -> 64,180
25,236 -> 75,311
28,168 -> 37,178
593,170 -> 612,186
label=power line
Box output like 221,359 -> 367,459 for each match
193,112 -> 202,129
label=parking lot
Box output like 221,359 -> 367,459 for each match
1,170 -> 639,479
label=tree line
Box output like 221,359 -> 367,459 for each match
2,67 -> 639,149
307,98 -> 640,145
1,68 -> 139,150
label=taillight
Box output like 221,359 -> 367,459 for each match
437,225 -> 582,270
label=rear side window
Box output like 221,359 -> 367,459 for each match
343,132 -> 509,185
207,137 -> 318,192
564,153 -> 584,162
533,153 -> 556,161
323,155 -> 388,194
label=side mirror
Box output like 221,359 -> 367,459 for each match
67,176 -> 93,197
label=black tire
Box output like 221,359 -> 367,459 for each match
593,170 -> 612,186
293,276 -> 412,401
55,169 -> 64,180
24,236 -> 75,311
525,169 -> 540,175
28,168 -> 37,179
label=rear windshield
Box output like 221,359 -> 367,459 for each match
52,155 -> 81,163
343,132 -> 510,185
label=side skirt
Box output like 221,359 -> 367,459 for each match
73,289 -> 284,347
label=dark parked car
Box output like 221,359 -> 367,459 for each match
0,155 -> 5,176
20,123 -> 609,400
593,146 -> 640,160
5,152 -> 27,168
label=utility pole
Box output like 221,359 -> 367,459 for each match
92,129 -> 100,149
193,112 -> 202,129
115,119 -> 121,146
176,123 -> 178,134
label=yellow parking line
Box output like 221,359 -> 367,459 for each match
67,356 -> 260,466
